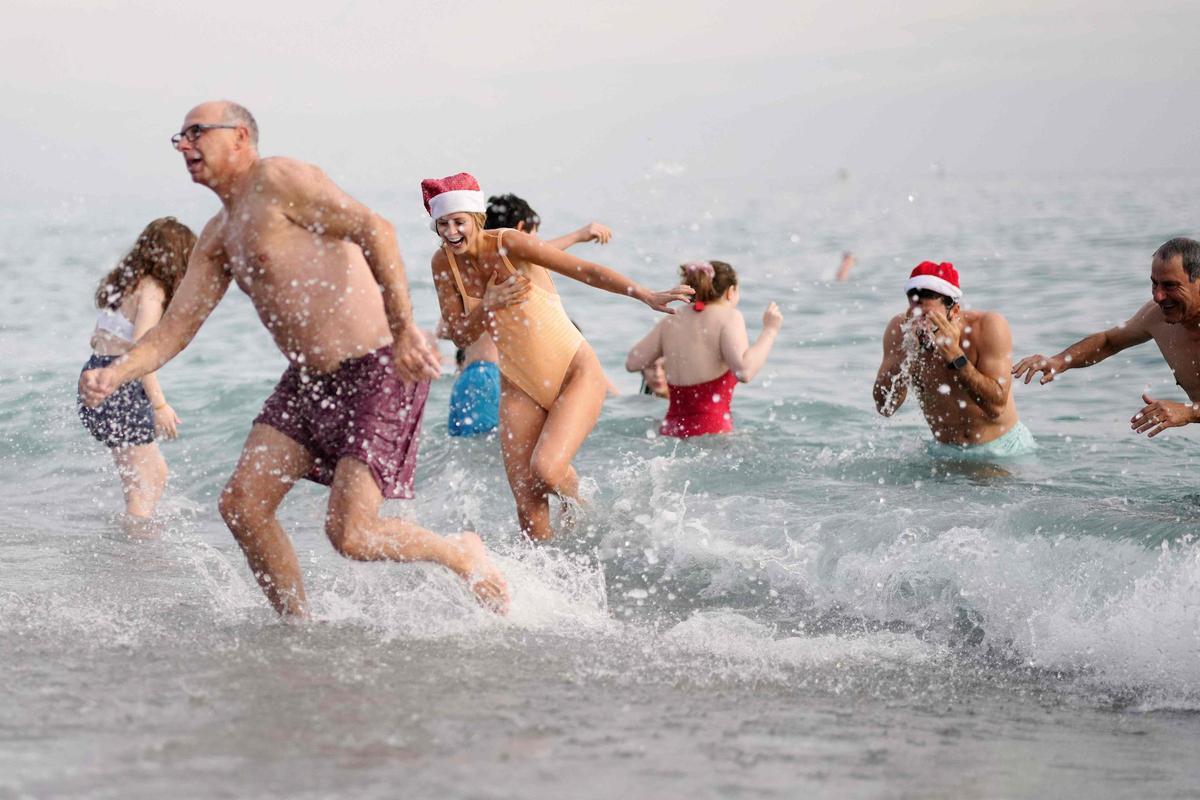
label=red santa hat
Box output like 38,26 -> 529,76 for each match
904,261 -> 962,300
420,172 -> 486,231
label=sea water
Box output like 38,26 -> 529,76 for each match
3,171 -> 1200,798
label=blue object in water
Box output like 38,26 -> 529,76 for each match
448,360 -> 500,437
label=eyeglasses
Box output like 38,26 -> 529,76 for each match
907,289 -> 955,308
171,123 -> 239,148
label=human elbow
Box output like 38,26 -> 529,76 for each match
873,394 -> 893,417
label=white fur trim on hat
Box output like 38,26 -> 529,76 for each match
428,190 -> 486,231
905,274 -> 962,300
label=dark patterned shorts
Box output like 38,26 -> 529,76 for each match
254,347 -> 431,499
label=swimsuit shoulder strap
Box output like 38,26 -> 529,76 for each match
493,229 -> 520,276
442,244 -> 472,305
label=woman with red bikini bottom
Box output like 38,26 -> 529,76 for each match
626,260 -> 783,438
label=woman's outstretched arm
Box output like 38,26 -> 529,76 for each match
500,229 -> 692,313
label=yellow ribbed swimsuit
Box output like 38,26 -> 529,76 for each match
444,229 -> 585,411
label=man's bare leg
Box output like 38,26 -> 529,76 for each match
326,458 -> 509,614
218,424 -> 314,616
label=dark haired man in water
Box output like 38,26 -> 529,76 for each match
874,261 -> 1033,456
79,100 -> 508,616
1014,237 -> 1200,438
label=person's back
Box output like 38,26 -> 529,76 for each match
627,260 -> 782,438
658,300 -> 743,386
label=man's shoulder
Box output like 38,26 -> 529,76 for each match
253,157 -> 324,187
969,308 -> 1010,330
1131,300 -> 1165,327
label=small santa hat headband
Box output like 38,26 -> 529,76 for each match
420,172 -> 486,232
904,261 -> 962,300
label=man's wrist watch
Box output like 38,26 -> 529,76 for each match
947,354 -> 969,370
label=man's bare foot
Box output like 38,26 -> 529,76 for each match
449,532 -> 510,615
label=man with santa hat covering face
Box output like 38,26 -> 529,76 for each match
873,261 -> 1035,457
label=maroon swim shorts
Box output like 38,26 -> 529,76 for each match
253,347 -> 431,499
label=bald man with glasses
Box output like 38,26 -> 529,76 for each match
80,100 -> 509,617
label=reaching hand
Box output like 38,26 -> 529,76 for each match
577,222 -> 612,245
1012,353 -> 1066,385
483,270 -> 532,311
79,367 -> 121,408
642,284 -> 695,314
392,323 -> 442,382
1130,392 -> 1199,438
154,404 -> 181,439
762,302 -> 783,332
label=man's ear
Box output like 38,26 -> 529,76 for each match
516,221 -> 526,232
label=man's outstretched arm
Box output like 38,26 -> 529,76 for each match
80,227 -> 231,406
1013,302 -> 1154,385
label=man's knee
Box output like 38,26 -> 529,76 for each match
324,506 -> 375,560
219,480 -> 274,534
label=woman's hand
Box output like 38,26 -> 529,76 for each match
576,222 -> 612,245
641,284 -> 694,314
483,271 -> 532,311
763,302 -> 783,331
153,404 -> 181,439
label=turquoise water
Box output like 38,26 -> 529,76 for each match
3,171 -> 1200,798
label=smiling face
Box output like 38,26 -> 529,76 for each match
1151,253 -> 1200,325
436,213 -> 479,253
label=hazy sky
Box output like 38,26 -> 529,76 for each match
3,0 -> 1197,211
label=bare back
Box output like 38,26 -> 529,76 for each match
658,302 -> 744,385
202,158 -> 392,372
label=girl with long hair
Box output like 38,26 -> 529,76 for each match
78,217 -> 196,518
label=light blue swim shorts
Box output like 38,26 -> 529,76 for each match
927,421 -> 1037,460
448,360 -> 500,437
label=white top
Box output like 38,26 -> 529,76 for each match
93,306 -> 135,342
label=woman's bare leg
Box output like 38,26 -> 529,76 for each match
499,347 -> 606,541
498,377 -> 553,540
325,458 -> 508,613
529,348 -> 607,499
111,443 -> 168,518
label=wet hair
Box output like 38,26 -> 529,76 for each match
222,101 -> 259,146
455,347 -> 466,368
679,260 -> 738,304
1154,237 -> 1200,281
95,217 -> 197,310
486,194 -> 540,231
